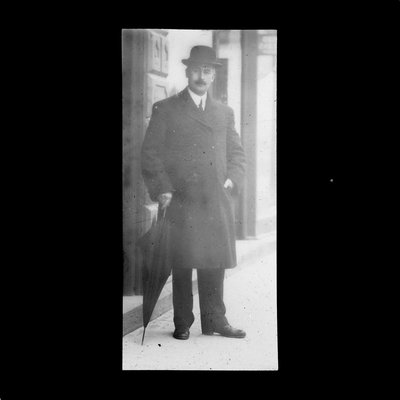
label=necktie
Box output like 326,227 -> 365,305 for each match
198,99 -> 203,111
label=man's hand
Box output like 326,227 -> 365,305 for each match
158,192 -> 173,209
223,179 -> 234,190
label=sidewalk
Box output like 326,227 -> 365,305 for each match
122,234 -> 277,370
123,231 -> 276,336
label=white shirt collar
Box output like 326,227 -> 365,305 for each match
187,87 -> 207,110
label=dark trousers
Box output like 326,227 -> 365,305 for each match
172,267 -> 228,332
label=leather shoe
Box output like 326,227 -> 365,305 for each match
173,328 -> 190,340
203,324 -> 246,338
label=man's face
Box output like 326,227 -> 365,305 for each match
186,63 -> 216,96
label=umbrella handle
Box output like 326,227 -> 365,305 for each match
157,206 -> 167,221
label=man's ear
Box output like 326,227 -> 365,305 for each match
185,67 -> 190,78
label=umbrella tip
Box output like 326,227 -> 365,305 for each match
141,327 -> 146,345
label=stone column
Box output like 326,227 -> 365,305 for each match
256,31 -> 277,235
240,30 -> 258,238
240,30 -> 277,239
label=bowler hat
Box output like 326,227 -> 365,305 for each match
182,45 -> 222,67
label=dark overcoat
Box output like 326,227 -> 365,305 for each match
141,88 -> 246,270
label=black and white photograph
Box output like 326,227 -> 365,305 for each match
2,5 -> 400,396
122,29 -> 277,370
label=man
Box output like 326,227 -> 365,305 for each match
141,45 -> 246,340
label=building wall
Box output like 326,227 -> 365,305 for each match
123,29 -> 145,295
226,29 -> 277,238
256,50 -> 277,234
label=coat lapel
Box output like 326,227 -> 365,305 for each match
178,88 -> 221,132
202,95 -> 221,130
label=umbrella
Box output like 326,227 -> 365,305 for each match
136,207 -> 172,345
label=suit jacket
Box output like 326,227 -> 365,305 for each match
141,88 -> 246,269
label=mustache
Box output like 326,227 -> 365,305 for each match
195,80 -> 206,85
